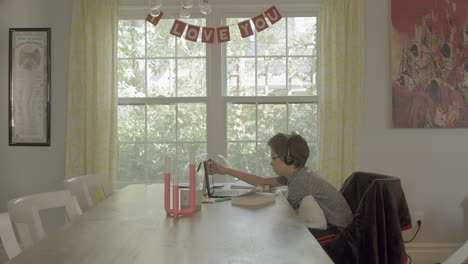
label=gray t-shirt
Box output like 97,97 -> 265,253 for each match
277,167 -> 353,229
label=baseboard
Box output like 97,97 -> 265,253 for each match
406,243 -> 462,264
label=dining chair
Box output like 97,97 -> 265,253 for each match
320,171 -> 412,264
7,190 -> 82,249
0,212 -> 21,259
441,240 -> 468,264
64,175 -> 94,211
89,173 -> 113,198
64,174 -> 112,211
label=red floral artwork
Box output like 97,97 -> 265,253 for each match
391,0 -> 468,127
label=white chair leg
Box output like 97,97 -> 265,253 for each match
442,240 -> 468,264
0,212 -> 21,259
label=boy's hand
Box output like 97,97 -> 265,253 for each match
207,159 -> 227,175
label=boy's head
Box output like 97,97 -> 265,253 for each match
267,132 -> 309,169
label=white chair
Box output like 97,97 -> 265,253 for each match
64,174 -> 112,211
0,212 -> 21,259
442,240 -> 468,264
7,190 -> 82,249
64,176 -> 94,211
90,173 -> 113,197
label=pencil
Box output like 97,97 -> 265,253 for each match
214,197 -> 231,202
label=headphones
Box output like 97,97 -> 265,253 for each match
284,136 -> 295,166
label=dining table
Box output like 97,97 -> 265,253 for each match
7,184 -> 333,264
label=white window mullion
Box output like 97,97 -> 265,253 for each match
255,103 -> 259,175
175,103 -> 179,169
206,12 -> 227,176
144,104 -> 149,184
144,22 -> 149,184
286,17 -> 289,95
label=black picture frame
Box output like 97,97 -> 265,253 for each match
9,28 -> 51,146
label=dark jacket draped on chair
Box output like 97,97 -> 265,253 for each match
323,171 -> 412,264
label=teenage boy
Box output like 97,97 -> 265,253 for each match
208,132 -> 352,230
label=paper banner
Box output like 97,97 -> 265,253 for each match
265,6 -> 282,24
185,24 -> 201,42
170,20 -> 187,37
202,27 -> 216,43
151,6 -> 282,44
252,14 -> 269,32
146,12 -> 164,26
238,20 -> 254,38
216,26 -> 230,43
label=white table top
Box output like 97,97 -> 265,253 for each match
8,184 -> 333,264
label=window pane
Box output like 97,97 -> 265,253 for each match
177,143 -> 207,183
178,104 -> 206,141
177,58 -> 206,97
257,142 -> 275,177
257,57 -> 287,96
118,143 -> 145,183
288,57 -> 316,96
147,143 -> 176,183
227,142 -> 256,173
227,104 -> 256,141
226,18 -> 255,57
118,20 -> 145,58
147,59 -> 176,97
289,103 -> 318,168
227,58 -> 255,96
118,105 -> 145,142
118,59 -> 146,97
116,14 -> 318,187
257,19 -> 286,56
147,19 -> 175,57
177,37 -> 206,57
257,104 -> 287,141
176,19 -> 206,57
148,105 -> 176,142
288,17 -> 316,56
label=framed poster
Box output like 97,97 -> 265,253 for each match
9,28 -> 51,146
391,0 -> 468,128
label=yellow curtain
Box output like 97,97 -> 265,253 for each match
65,0 -> 119,189
318,0 -> 364,187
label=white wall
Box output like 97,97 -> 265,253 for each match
363,0 -> 468,243
0,0 -> 72,212
0,0 -> 466,244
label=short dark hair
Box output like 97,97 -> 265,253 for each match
267,132 -> 309,168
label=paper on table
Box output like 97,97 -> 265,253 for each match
229,181 -> 255,189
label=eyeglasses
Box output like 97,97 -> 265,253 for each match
270,155 -> 281,161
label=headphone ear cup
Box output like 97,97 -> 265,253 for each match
284,137 -> 295,165
284,153 -> 294,165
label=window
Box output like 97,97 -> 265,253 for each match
117,6 -> 318,188
225,17 -> 318,177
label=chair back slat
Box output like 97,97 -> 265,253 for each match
7,190 -> 82,249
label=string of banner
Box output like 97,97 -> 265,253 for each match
145,5 -> 282,44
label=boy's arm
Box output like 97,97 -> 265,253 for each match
208,160 -> 282,187
222,168 -> 282,187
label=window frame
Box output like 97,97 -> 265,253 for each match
118,3 -> 320,185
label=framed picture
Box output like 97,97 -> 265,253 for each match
9,28 -> 51,146
390,0 -> 468,128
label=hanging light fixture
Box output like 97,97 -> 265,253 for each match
149,0 -> 163,17
199,0 -> 212,15
179,6 -> 191,19
181,0 -> 194,9
148,0 -> 212,19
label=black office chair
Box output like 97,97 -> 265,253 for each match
321,171 -> 412,264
